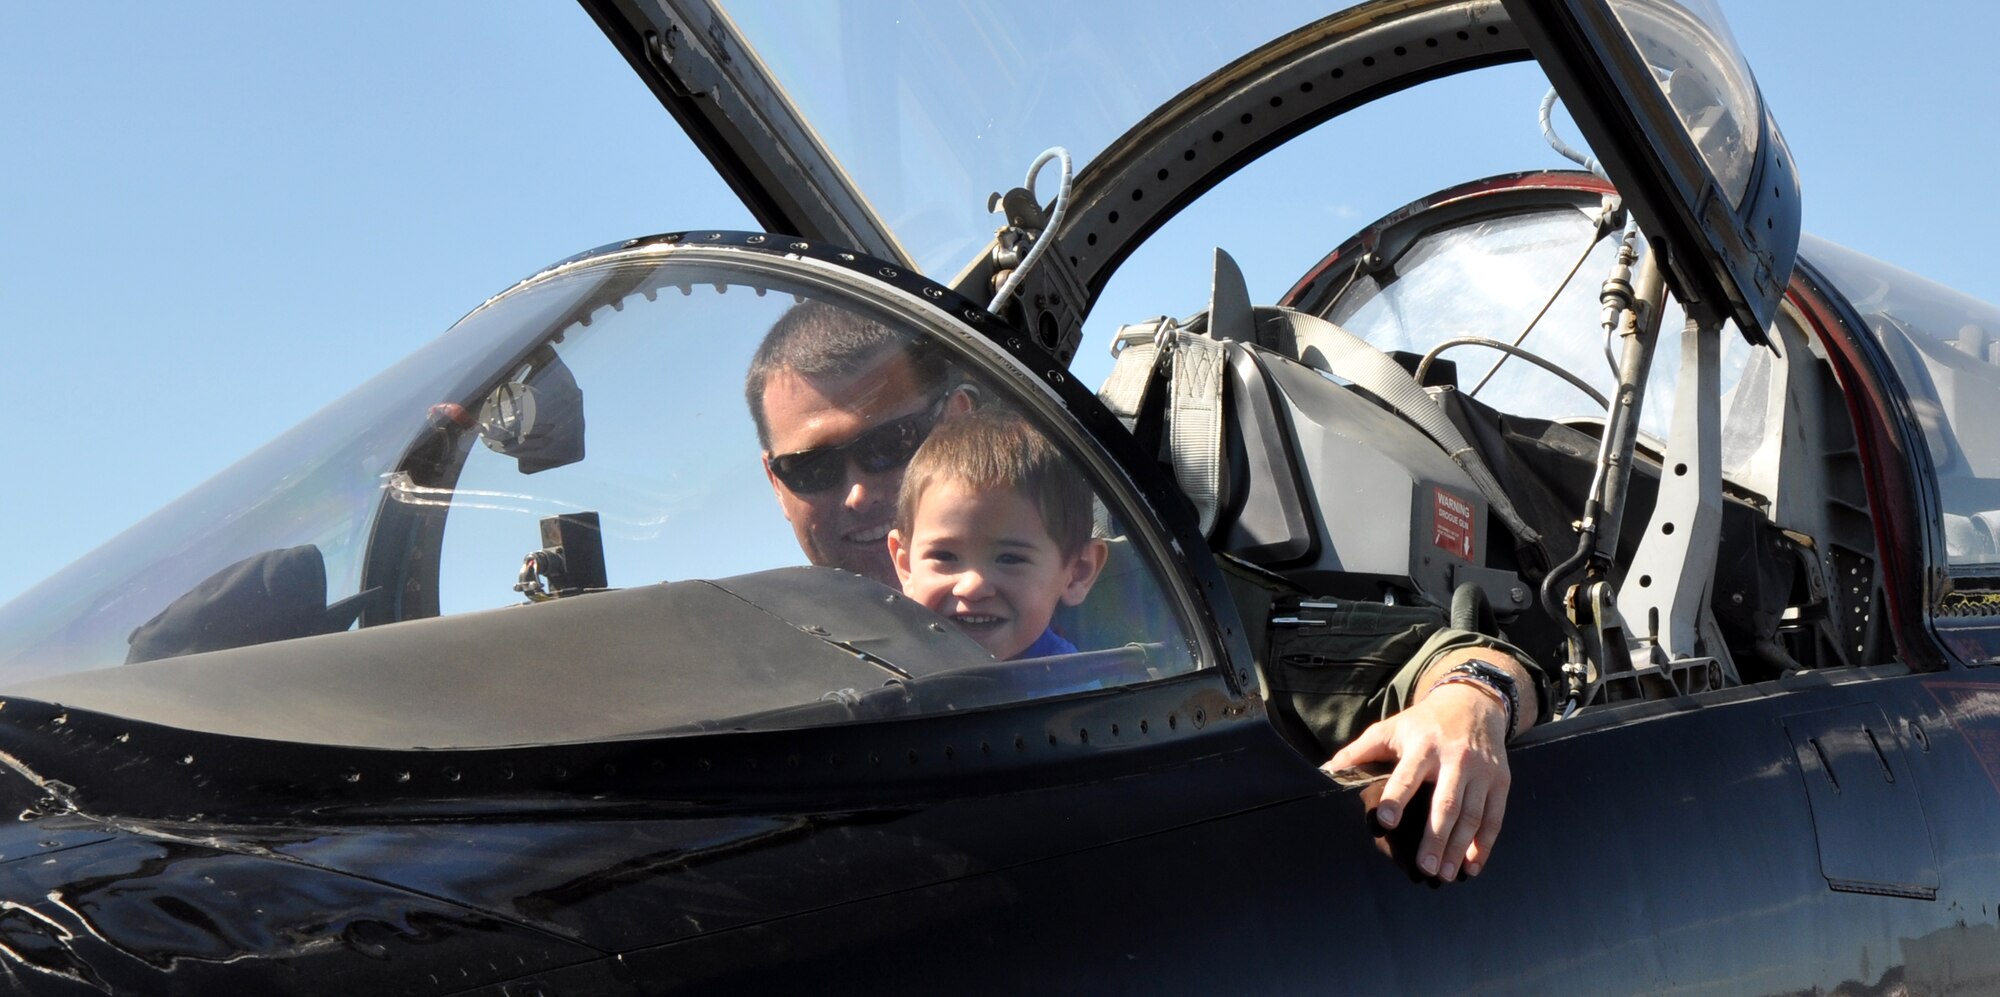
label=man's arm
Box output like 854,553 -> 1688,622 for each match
1323,646 -> 1540,882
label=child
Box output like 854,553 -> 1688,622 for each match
886,409 -> 1108,660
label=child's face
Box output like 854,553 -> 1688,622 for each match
888,478 -> 1105,660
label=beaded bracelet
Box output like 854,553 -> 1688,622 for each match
1435,660 -> 1520,739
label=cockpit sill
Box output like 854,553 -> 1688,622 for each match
0,676 -> 1276,827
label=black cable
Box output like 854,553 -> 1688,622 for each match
1414,337 -> 1610,409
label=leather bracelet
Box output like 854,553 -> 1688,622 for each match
1437,659 -> 1520,739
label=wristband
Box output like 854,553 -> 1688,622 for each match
1438,659 -> 1520,739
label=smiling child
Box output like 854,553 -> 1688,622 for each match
887,409 -> 1109,660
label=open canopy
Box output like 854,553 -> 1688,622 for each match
584,0 -> 1798,337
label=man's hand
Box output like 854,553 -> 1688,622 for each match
1323,647 -> 1534,882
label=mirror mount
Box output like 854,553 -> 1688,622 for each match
514,513 -> 609,601
479,346 -> 587,474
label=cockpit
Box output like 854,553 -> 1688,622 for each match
0,238 -> 1207,748
0,184 -> 1928,754
1,0 -> 1975,763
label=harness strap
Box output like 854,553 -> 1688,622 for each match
1279,309 -> 1541,546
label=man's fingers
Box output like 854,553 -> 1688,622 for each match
1464,773 -> 1509,877
1327,719 -> 1395,771
1375,748 -> 1438,840
1327,695 -> 1516,882
1437,786 -> 1488,881
1326,721 -> 1413,830
1417,760 -> 1467,878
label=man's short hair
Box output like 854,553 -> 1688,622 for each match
894,409 -> 1095,556
745,299 -> 949,451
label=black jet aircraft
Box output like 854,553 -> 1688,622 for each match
3,0 -> 1999,993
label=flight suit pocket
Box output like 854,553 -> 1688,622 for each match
1264,600 -> 1444,756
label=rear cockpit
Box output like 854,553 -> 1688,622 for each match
1093,171 -> 1896,719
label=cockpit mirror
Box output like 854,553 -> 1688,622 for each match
478,346 -> 586,474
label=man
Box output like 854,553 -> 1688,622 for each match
746,298 -> 1540,883
745,300 -> 968,586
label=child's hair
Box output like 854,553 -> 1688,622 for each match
895,409 -> 1094,555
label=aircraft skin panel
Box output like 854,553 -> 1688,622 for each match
1920,679 -> 2000,802
262,725 -> 1315,951
1783,703 -> 1939,900
0,672 -> 1984,993
0,828 -> 607,995
505,674 -> 1989,994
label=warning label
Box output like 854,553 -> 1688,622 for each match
1432,487 -> 1476,560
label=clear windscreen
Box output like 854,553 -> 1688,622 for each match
1608,0 -> 1760,208
714,0 -> 1332,275
0,241 -> 1200,746
1805,234 -> 2000,570
1325,205 -> 1755,451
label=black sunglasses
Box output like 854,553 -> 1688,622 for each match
768,396 -> 947,495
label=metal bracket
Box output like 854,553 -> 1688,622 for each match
580,0 -> 908,265
986,186 -> 1087,364
1615,313 -> 1737,688
1449,562 -> 1531,620
513,512 -> 608,601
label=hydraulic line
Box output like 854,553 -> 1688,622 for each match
1539,88 -> 1606,180
1540,250 -> 1667,710
988,147 -> 1073,315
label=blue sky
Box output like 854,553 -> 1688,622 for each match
4,3 -> 1998,610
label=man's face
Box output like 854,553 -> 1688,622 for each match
759,353 -> 933,585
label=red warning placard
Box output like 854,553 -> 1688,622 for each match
1432,486 -> 1476,560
